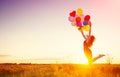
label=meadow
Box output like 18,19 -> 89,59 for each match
0,63 -> 120,77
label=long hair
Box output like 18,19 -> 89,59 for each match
85,35 -> 95,47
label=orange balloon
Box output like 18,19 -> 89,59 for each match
71,22 -> 76,26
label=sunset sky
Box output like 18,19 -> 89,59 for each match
0,0 -> 120,64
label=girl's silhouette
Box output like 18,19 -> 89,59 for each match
78,27 -> 105,64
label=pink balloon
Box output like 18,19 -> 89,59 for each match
76,22 -> 82,27
80,14 -> 84,22
68,16 -> 75,22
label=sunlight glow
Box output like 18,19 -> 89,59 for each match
72,53 -> 88,64
0,0 -> 120,64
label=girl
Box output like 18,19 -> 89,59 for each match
78,26 -> 105,64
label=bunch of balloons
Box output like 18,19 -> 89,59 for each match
68,8 -> 91,31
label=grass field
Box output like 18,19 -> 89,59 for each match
0,63 -> 120,77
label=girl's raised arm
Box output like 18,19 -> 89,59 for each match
89,25 -> 91,36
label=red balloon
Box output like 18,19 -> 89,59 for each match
76,17 -> 81,22
69,10 -> 76,17
84,15 -> 90,21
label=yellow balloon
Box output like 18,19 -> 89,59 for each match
82,26 -> 86,31
82,25 -> 90,31
77,8 -> 83,15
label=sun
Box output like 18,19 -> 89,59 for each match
72,54 -> 88,64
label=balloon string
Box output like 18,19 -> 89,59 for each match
78,28 -> 87,40
78,25 -> 92,40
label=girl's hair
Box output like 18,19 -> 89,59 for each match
86,35 -> 95,47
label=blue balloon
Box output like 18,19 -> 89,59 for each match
83,20 -> 88,25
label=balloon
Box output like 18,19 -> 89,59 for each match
68,8 -> 92,32
77,8 -> 83,15
69,10 -> 76,17
76,22 -> 82,27
83,20 -> 88,25
68,16 -> 75,22
71,22 -> 76,26
76,17 -> 81,22
85,26 -> 90,31
80,14 -> 84,22
82,25 -> 90,31
84,15 -> 90,21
